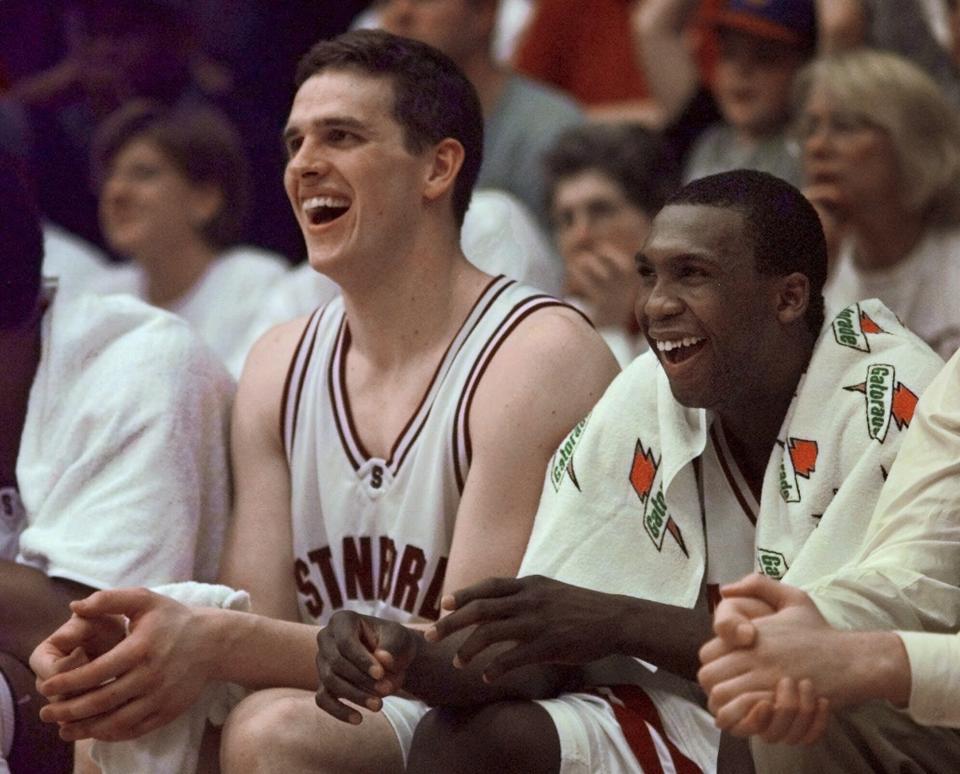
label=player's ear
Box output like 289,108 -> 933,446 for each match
775,272 -> 810,325
422,138 -> 464,204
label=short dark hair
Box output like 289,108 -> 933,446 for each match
666,169 -> 826,335
295,29 -> 483,227
92,100 -> 249,249
0,155 -> 43,328
544,123 -> 680,217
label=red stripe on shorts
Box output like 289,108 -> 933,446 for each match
606,684 -> 702,774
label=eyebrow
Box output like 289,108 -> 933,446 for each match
635,251 -> 724,268
281,115 -> 368,144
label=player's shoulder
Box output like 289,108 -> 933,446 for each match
240,312 -> 317,396
501,295 -> 608,358
479,294 -> 620,401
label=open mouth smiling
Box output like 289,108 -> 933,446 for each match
655,336 -> 706,365
303,195 -> 351,226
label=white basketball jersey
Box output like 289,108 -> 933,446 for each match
283,276 -> 567,626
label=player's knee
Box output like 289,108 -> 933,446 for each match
220,690 -> 308,773
407,702 -> 560,774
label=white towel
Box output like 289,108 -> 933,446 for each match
15,291 -> 234,589
520,299 -> 944,608
91,582 -> 251,774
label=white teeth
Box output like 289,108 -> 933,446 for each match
656,337 -> 704,352
303,195 -> 350,212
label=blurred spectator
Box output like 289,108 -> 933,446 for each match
638,0 -> 814,186
0,0 -> 215,249
795,48 -> 960,359
514,0 -> 661,124
91,101 -> 287,374
815,0 -> 960,105
544,123 -> 680,364
378,0 -> 584,231
0,1 -> 371,261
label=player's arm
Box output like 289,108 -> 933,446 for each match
427,572 -> 715,684
218,317 -> 304,621
442,306 -> 620,594
31,320 -> 324,741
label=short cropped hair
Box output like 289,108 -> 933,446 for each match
295,29 -> 483,226
667,169 -> 826,335
543,123 -> 680,217
794,49 -> 960,226
0,156 -> 43,328
92,100 -> 249,249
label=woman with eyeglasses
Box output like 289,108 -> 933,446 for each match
793,48 -> 960,359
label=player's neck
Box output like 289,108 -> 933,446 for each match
716,334 -> 815,484
341,249 -> 487,371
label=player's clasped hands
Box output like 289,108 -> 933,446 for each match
697,574 -> 833,746
425,575 -> 627,683
30,587 -> 213,742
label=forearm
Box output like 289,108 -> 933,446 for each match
0,559 -> 92,661
199,607 -> 320,690
404,628 -> 579,707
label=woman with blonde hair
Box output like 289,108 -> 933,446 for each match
794,48 -> 960,358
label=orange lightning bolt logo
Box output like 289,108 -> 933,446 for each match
788,438 -> 818,479
859,311 -> 884,335
630,441 -> 658,503
891,383 -> 918,430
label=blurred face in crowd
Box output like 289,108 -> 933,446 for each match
713,29 -> 803,138
99,138 -> 220,259
377,0 -> 491,64
797,84 -> 900,217
552,169 -> 652,296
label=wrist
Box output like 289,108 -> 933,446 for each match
869,631 -> 911,708
837,630 -> 910,708
195,607 -> 232,682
